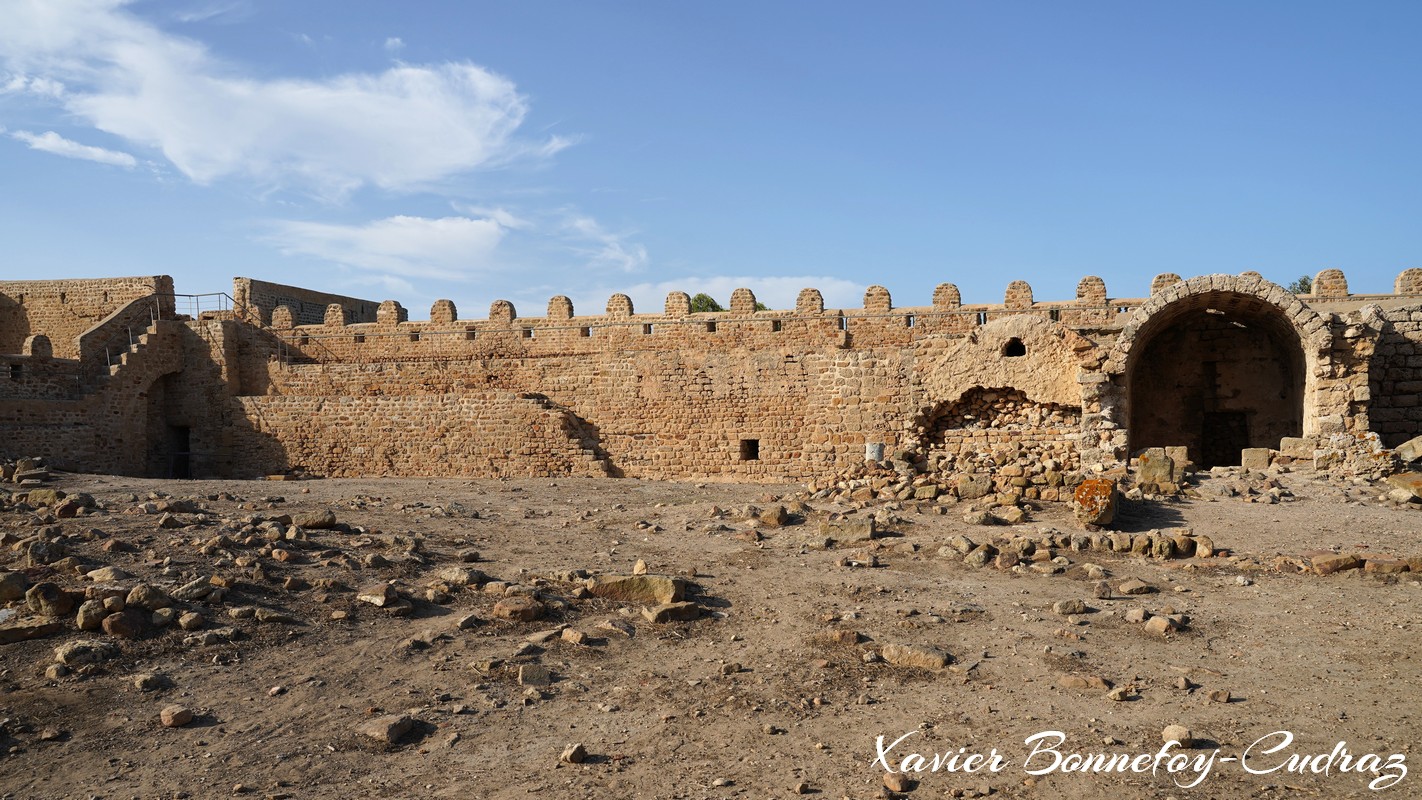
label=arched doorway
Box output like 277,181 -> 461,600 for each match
1111,278 -> 1326,469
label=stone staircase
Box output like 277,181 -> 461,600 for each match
105,321 -> 160,377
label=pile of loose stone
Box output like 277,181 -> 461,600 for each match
0,485 -> 717,735
1,456 -> 55,488
800,447 -> 1086,509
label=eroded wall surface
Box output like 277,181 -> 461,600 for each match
3,270 -> 1421,482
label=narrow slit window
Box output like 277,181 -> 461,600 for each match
9,364 -> 20,381
739,439 -> 760,461
837,316 -> 848,331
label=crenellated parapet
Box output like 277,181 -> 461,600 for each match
260,269 -> 1422,369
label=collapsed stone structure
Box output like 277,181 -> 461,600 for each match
2,270 -> 1420,489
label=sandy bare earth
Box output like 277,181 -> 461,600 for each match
0,468 -> 1419,800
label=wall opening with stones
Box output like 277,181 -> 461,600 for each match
913,386 -> 1081,498
1127,304 -> 1304,467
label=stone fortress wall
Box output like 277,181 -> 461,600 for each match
1,269 -> 1421,487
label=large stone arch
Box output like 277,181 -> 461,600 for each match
1104,274 -> 1330,466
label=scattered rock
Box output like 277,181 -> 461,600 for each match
493,596 -> 547,622
1311,552 -> 1362,576
356,583 -> 398,607
54,639 -> 116,666
75,599 -> 108,631
0,569 -> 28,602
560,743 -> 587,764
881,642 -> 951,670
127,584 -> 172,611
518,664 -> 553,687
586,575 -> 686,604
102,609 -> 145,639
883,771 -> 914,792
642,602 -> 701,624
160,705 -> 194,728
356,714 -> 413,743
25,582 -> 75,617
1162,724 -> 1194,748
1118,578 -> 1154,595
1052,599 -> 1088,616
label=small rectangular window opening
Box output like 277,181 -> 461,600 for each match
739,438 -> 760,461
905,314 -> 916,328
353,334 -> 365,344
579,326 -> 591,338
522,328 -> 535,339
771,320 -> 783,332
642,323 -> 654,335
408,332 -> 421,342
297,335 -> 310,346
1049,309 -> 1061,322
976,312 -> 989,325
8,364 -> 20,381
837,316 -> 848,331
706,321 -> 718,333
464,328 -> 477,341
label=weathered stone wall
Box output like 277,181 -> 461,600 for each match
5,270 -> 1422,484
229,393 -> 612,478
0,276 -> 172,359
232,277 -> 381,327
1370,304 -> 1422,447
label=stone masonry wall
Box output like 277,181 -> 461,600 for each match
232,277 -> 381,327
4,269 -> 1422,484
0,276 -> 172,359
1369,304 -> 1422,447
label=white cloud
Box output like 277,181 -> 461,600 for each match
10,129 -> 136,167
567,275 -> 867,316
264,214 -> 510,280
562,215 -> 648,272
1,72 -> 65,97
172,1 -> 251,24
384,37 -> 405,53
0,0 -> 567,197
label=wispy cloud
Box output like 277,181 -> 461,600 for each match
0,0 -> 569,198
171,1 -> 252,24
384,37 -> 405,53
263,214 -> 510,280
10,129 -> 136,167
562,215 -> 648,272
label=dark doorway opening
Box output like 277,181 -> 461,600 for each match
1127,295 -> 1304,467
1201,411 -> 1249,468
169,425 -> 192,479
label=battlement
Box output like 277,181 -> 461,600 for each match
261,269 -> 1422,364
3,268 -> 1420,485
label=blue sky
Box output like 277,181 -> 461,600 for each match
2,1 -> 1420,318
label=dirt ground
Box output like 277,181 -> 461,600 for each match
0,468 -> 1419,800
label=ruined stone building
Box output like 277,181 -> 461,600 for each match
1,270 -> 1420,489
